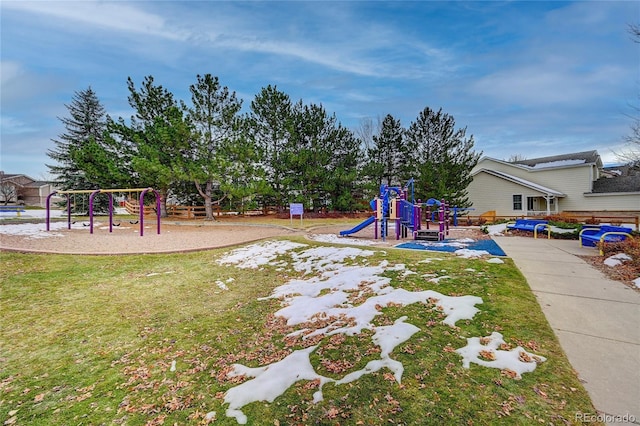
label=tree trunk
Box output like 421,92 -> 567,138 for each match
204,181 -> 213,221
194,180 -> 214,221
160,190 -> 168,218
194,180 -> 227,221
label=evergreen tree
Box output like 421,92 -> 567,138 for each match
286,101 -> 360,211
405,107 -> 481,207
109,76 -> 192,216
248,85 -> 294,210
363,114 -> 409,191
46,87 -> 112,212
184,74 -> 252,220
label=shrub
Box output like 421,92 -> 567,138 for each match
544,215 -> 578,224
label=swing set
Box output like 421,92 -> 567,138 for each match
46,188 -> 161,236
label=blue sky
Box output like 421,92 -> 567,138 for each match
1,1 -> 639,179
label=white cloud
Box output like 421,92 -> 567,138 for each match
0,61 -> 23,86
2,0 -> 184,40
470,56 -> 628,107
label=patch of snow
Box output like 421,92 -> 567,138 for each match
487,258 -> 504,264
633,277 -> 640,288
548,226 -> 577,234
215,280 -> 229,291
216,240 -> 307,269
308,233 -> 380,246
604,253 -> 632,267
225,346 -> 330,424
455,249 -> 490,259
418,258 -> 443,263
485,223 -> 507,236
456,332 -> 546,379
290,246 -> 375,275
170,360 -> 177,372
428,275 -> 451,284
526,159 -> 586,169
0,221 -> 85,239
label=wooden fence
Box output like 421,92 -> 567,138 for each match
460,210 -> 639,231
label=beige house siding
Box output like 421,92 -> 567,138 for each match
473,158 -> 593,199
467,171 -> 557,216
582,192 -> 640,211
469,156 -> 639,216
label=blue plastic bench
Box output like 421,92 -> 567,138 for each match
580,225 -> 633,252
507,219 -> 548,233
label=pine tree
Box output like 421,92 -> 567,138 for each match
286,101 -> 360,211
184,74 -> 248,220
109,76 -> 192,216
46,87 -> 108,212
248,85 -> 294,210
405,107 -> 481,207
364,114 -> 409,191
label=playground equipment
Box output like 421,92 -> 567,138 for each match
340,179 -> 451,242
46,188 -> 161,236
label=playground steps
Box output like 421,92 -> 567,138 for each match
415,229 -> 441,241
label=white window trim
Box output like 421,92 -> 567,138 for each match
512,194 -> 523,211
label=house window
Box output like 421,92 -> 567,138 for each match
513,194 -> 523,211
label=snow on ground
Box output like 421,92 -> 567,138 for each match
308,233 -> 381,246
0,221 -> 85,238
216,240 -> 545,424
456,332 -> 546,379
455,249 -> 491,258
0,220 -> 135,239
604,253 -> 632,267
0,208 -> 134,239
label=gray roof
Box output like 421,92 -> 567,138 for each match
592,175 -> 640,193
513,150 -> 602,169
0,173 -> 22,180
594,164 -> 640,193
0,174 -> 51,188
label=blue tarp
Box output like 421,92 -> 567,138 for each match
396,238 -> 507,257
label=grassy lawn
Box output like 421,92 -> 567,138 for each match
0,237 -> 600,425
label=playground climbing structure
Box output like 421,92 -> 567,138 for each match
340,179 -> 451,242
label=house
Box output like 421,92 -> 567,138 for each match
0,172 -> 56,207
467,151 -> 639,217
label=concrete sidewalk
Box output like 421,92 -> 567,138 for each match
493,236 -> 640,425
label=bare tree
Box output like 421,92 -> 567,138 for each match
355,116 -> 382,151
616,23 -> 640,168
0,172 -> 18,205
506,154 -> 527,162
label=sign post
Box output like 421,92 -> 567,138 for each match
289,203 -> 304,227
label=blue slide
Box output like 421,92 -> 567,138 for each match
340,216 -> 375,236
